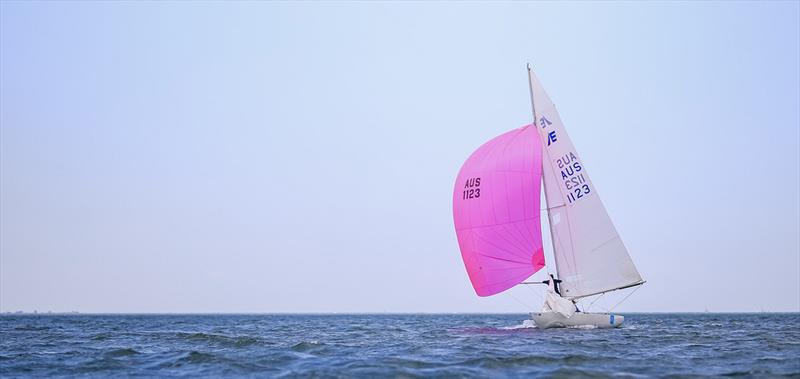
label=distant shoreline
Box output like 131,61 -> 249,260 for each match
2,311 -> 799,316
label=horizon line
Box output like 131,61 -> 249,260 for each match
2,311 -> 799,316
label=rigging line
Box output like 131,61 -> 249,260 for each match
567,281 -> 646,300
586,292 -> 605,312
522,281 -> 545,303
589,293 -> 609,313
597,294 -> 611,313
608,284 -> 642,312
507,291 -> 533,310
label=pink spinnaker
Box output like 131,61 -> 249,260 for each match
453,125 -> 545,297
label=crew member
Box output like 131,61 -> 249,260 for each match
541,273 -> 563,296
542,274 -> 580,312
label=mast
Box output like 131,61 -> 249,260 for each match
527,63 -> 559,278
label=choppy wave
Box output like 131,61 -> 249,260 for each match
0,313 -> 798,377
174,332 -> 261,347
103,348 -> 140,358
566,324 -> 598,329
500,319 -> 537,330
290,340 -> 326,353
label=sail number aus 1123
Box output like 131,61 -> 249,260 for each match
462,177 -> 481,200
558,152 -> 591,204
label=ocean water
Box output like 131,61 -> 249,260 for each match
0,313 -> 798,378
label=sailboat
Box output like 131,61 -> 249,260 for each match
452,65 -> 644,329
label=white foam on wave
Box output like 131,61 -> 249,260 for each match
501,319 -> 538,330
566,324 -> 598,330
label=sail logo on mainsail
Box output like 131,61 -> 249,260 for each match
539,116 -> 557,146
546,131 -> 557,146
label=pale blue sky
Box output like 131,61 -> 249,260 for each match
1,1 -> 798,313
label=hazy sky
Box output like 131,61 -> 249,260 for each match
1,1 -> 798,313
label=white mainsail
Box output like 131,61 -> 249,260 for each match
528,69 -> 644,299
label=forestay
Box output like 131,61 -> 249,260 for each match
528,71 -> 643,299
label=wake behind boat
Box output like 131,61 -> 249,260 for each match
452,65 -> 644,329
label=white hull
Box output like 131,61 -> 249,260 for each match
531,312 -> 624,329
